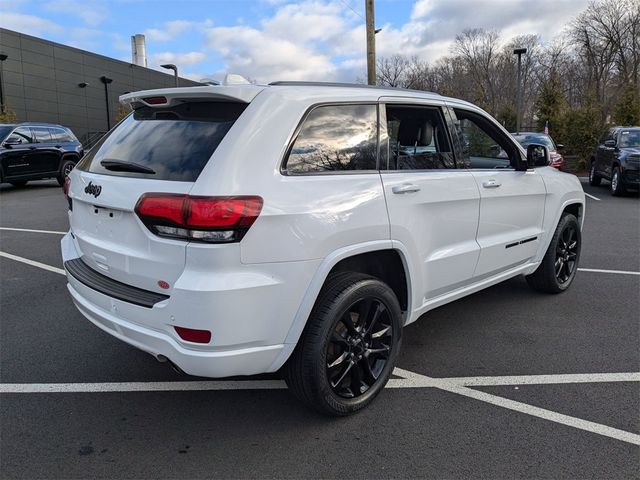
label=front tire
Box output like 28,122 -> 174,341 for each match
589,161 -> 601,186
284,272 -> 402,416
526,213 -> 581,293
610,166 -> 626,196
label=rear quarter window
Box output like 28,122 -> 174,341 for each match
283,104 -> 378,174
76,102 -> 247,182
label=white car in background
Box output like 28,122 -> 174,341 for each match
61,81 -> 585,415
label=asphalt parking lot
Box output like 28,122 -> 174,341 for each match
1,178 -> 638,479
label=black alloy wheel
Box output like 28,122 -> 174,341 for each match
555,223 -> 578,284
284,272 -> 402,416
526,213 -> 581,293
326,297 -> 393,398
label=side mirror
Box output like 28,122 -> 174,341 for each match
526,144 -> 550,168
556,144 -> 564,151
3,137 -> 21,147
604,139 -> 616,148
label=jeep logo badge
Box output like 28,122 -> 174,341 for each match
84,182 -> 102,198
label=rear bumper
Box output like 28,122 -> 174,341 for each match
61,232 -> 319,377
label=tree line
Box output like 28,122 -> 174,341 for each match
376,0 -> 640,169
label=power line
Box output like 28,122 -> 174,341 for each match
339,0 -> 365,21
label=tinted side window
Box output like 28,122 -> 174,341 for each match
33,127 -> 52,143
453,109 -> 520,169
284,104 -> 378,174
7,127 -> 34,144
386,105 -> 454,170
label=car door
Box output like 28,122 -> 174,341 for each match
31,126 -> 61,173
379,98 -> 481,303
597,128 -> 616,179
1,127 -> 35,178
449,106 -> 546,278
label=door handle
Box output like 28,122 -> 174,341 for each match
392,183 -> 421,194
482,180 -> 501,188
28,146 -> 37,150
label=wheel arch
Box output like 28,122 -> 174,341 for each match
267,241 -> 413,372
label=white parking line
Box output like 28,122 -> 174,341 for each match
390,371 -> 640,387
0,226 -> 66,235
0,251 -> 65,275
578,268 -> 640,276
2,369 -> 639,445
392,368 -> 640,446
584,192 -> 601,201
0,380 -> 287,393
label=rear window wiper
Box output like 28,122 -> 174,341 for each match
100,160 -> 156,174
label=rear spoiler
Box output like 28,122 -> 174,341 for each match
120,85 -> 265,108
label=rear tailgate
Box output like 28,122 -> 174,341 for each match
67,88 -> 260,296
68,172 -> 192,294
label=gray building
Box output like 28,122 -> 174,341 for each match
0,28 -> 201,144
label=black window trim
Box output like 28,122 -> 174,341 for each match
381,103 -> 458,173
450,107 -> 522,171
280,101 -> 382,176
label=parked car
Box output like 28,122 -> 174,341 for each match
512,132 -> 564,170
61,82 -> 585,415
589,126 -> 640,195
0,123 -> 83,187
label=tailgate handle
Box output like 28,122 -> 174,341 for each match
392,184 -> 421,194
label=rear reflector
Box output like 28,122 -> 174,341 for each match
174,326 -> 211,344
135,194 -> 263,243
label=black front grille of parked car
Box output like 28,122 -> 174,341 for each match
64,258 -> 169,308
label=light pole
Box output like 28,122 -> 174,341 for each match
100,75 -> 113,130
0,53 -> 8,113
513,47 -> 527,133
78,82 -> 89,140
161,64 -> 179,87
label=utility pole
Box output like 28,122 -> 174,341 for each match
365,0 -> 376,85
513,47 -> 527,133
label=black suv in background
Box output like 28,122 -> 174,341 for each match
0,123 -> 84,187
589,126 -> 640,195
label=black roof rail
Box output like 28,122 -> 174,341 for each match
268,81 -> 438,95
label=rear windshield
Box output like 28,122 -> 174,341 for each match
76,101 -> 247,181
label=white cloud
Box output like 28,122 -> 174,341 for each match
0,12 -> 63,36
205,25 -> 336,81
44,0 -> 109,26
145,19 -> 213,42
199,0 -> 588,84
150,51 -> 207,67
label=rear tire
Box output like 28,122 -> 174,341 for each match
57,159 -> 76,186
588,161 -> 601,186
526,213 -> 581,294
610,166 -> 626,196
284,272 -> 402,416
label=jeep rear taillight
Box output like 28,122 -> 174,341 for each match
63,176 -> 72,210
135,193 -> 263,243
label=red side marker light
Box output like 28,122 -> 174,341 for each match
157,280 -> 170,290
174,326 -> 211,344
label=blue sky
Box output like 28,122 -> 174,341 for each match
0,0 -> 589,83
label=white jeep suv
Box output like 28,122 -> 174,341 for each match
61,82 -> 584,415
